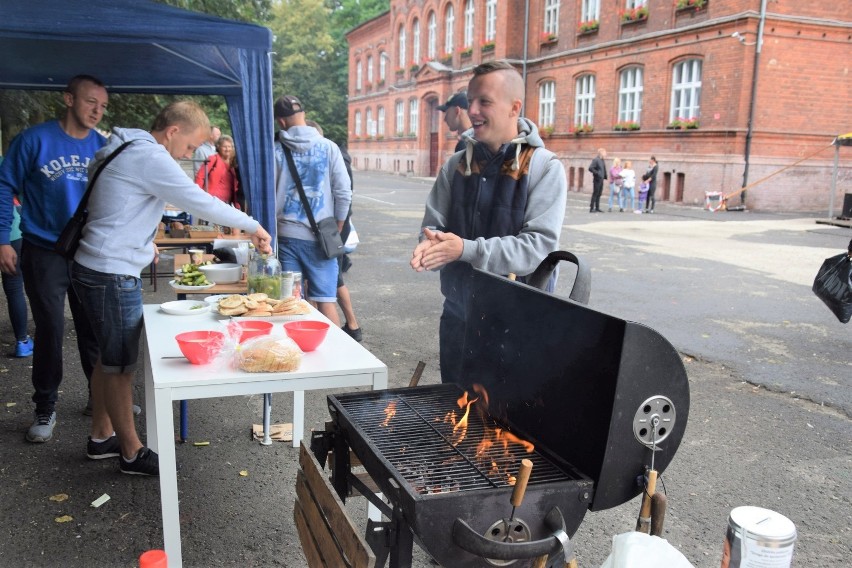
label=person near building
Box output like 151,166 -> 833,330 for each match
0,74 -> 108,443
72,100 -> 272,475
194,134 -> 241,209
620,160 -> 637,213
608,157 -> 623,212
273,96 -> 352,327
437,91 -> 472,153
410,60 -> 567,384
305,120 -> 362,341
642,156 -> 659,213
588,147 -> 607,213
192,125 -> 221,176
0,154 -> 32,357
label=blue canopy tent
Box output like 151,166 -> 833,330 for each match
0,0 -> 276,238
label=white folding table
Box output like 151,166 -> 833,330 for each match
141,304 -> 388,568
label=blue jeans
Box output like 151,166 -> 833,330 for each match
277,237 -> 339,302
71,263 -> 143,374
1,239 -> 28,341
620,187 -> 635,210
608,183 -> 621,210
22,241 -> 98,411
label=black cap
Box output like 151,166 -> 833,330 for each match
437,91 -> 468,112
274,95 -> 305,118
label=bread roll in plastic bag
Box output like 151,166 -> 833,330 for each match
235,335 -> 302,372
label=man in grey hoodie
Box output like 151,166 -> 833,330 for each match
410,60 -> 567,384
71,101 -> 272,475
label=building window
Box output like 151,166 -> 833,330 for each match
379,51 -> 386,81
485,0 -> 497,41
355,60 -> 362,90
366,108 -> 374,137
544,0 -> 559,35
626,0 -> 647,7
618,67 -> 643,123
409,98 -> 419,135
354,110 -> 362,136
428,12 -> 437,59
574,74 -> 595,127
464,0 -> 475,47
395,100 -> 404,134
366,55 -> 373,84
377,106 -> 386,136
670,59 -> 702,121
445,4 -> 455,55
413,19 -> 421,64
581,0 -> 600,22
539,81 -> 556,127
398,25 -> 406,70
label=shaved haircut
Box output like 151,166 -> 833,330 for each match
471,60 -> 524,102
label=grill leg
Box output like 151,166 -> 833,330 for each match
388,506 -> 414,568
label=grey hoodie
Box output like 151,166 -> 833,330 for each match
75,128 -> 260,277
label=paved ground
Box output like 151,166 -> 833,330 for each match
0,171 -> 849,567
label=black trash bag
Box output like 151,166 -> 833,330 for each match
812,239 -> 852,324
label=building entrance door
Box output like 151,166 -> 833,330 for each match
428,97 -> 439,176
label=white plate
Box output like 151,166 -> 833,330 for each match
160,300 -> 211,316
204,294 -> 238,304
169,280 -> 216,291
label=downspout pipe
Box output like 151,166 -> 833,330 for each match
741,0 -> 768,204
522,0 -> 529,116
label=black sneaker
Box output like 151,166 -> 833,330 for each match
87,435 -> 121,460
342,323 -> 363,342
120,447 -> 159,476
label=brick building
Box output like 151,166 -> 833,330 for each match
346,1 -> 851,212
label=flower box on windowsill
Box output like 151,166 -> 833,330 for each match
614,121 -> 641,132
675,0 -> 707,13
481,41 -> 495,53
577,20 -> 599,35
667,118 -> 700,130
395,68 -> 406,77
440,55 -> 453,65
377,80 -> 385,88
540,32 -> 557,44
620,7 -> 649,24
459,47 -> 473,58
572,125 -> 595,135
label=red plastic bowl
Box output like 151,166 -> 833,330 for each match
283,321 -> 330,352
233,320 -> 274,343
175,331 -> 225,365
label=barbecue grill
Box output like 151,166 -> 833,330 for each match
312,254 -> 689,567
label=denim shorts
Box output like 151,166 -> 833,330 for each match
277,237 -> 339,302
71,263 -> 143,374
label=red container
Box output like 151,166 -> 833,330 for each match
283,321 -> 330,352
139,549 -> 167,568
175,331 -> 225,365
233,320 -> 274,343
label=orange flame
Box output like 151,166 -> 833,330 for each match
381,400 -> 397,427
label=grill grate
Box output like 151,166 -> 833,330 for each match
336,388 -> 576,495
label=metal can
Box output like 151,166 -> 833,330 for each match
280,271 -> 294,299
291,271 -> 302,299
720,506 -> 796,568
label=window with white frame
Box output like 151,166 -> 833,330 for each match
445,4 -> 455,55
395,100 -> 404,134
464,0 -> 475,46
366,55 -> 373,84
413,19 -> 421,64
539,81 -> 556,127
377,106 -> 386,136
581,0 -> 600,22
428,12 -> 437,59
398,25 -> 406,70
485,0 -> 497,41
574,74 -> 595,126
626,0 -> 647,8
409,98 -> 419,135
366,108 -> 374,137
618,67 -> 643,123
670,59 -> 702,121
379,52 -> 387,81
355,60 -> 362,90
354,110 -> 362,136
544,0 -> 559,35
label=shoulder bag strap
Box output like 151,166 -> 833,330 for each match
72,140 -> 134,218
280,142 -> 320,236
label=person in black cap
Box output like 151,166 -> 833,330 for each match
437,91 -> 472,153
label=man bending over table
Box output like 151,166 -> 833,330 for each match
72,101 -> 272,476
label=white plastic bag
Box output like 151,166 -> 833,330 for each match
344,219 -> 359,253
600,532 -> 694,568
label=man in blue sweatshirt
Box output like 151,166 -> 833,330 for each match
411,61 -> 567,384
0,75 -> 108,443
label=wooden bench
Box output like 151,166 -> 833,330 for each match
295,445 -> 376,568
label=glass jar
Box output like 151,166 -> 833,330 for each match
247,251 -> 282,299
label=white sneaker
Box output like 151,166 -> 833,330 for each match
27,410 -> 57,443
